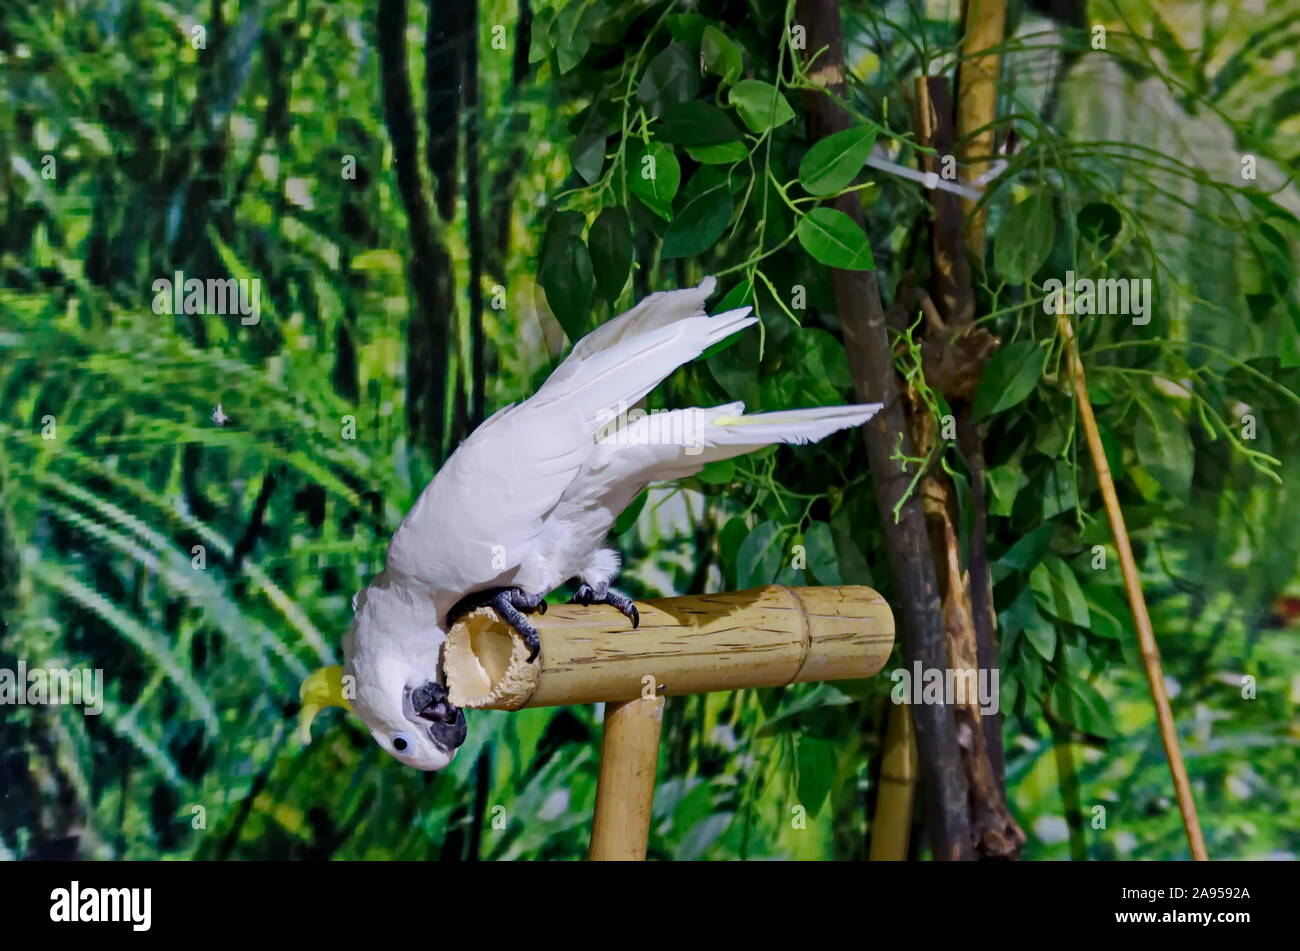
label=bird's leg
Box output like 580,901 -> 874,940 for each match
446,586 -> 548,630
505,588 -> 548,615
570,582 -> 640,629
487,589 -> 544,663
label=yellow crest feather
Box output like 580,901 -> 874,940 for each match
298,665 -> 353,743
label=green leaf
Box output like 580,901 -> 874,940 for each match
796,737 -> 836,817
795,208 -> 875,270
612,489 -> 647,535
696,458 -> 735,485
1083,584 -> 1130,640
986,463 -> 1028,517
1040,460 -> 1079,519
527,8 -> 554,64
540,210 -> 586,261
701,25 -> 743,83
552,4 -> 590,74
664,12 -> 712,46
1052,679 -> 1117,737
994,191 -> 1055,284
737,520 -> 784,588
661,182 -> 733,258
701,280 -> 753,359
1097,421 -> 1125,478
1030,556 -> 1090,628
627,141 -> 681,220
999,586 -> 1037,639
757,684 -> 853,736
1077,201 -> 1122,249
570,118 -> 606,185
719,516 -> 749,588
803,520 -> 842,584
686,141 -> 749,164
539,234 -> 593,342
799,328 -> 854,388
729,80 -> 795,133
830,511 -> 873,585
971,340 -> 1046,420
999,523 -> 1054,573
680,164 -> 731,205
589,207 -> 632,302
1023,610 -> 1058,661
656,101 -> 745,146
798,124 -> 877,196
637,42 -> 699,116
1135,398 -> 1193,496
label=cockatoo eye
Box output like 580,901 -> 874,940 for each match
391,732 -> 415,753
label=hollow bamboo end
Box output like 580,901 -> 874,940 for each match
444,606 -> 537,710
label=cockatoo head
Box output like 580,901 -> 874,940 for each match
344,654 -> 465,772
299,582 -> 467,771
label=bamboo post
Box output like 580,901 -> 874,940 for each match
444,585 -> 895,860
589,696 -> 665,860
956,0 -> 1009,254
869,704 -> 918,860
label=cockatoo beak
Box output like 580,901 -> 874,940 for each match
407,681 -> 467,754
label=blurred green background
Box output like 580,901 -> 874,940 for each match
1,0 -> 1297,860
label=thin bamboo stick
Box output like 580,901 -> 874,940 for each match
1056,312 -> 1208,860
588,696 -> 665,861
444,585 -> 894,711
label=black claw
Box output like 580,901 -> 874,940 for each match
570,583 -> 639,630
536,600 -> 548,615
488,590 -> 543,664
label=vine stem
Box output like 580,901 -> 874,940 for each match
1056,309 -> 1208,861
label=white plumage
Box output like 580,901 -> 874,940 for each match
342,277 -> 881,770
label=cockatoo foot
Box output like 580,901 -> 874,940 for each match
446,587 -> 548,661
447,586 -> 547,626
488,589 -> 543,662
570,583 -> 640,629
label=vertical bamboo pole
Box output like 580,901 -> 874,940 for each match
956,0 -> 1009,254
1056,312 -> 1208,860
869,704 -> 919,860
588,696 -> 665,860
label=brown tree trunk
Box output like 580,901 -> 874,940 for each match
912,76 -> 1023,858
797,0 -> 972,860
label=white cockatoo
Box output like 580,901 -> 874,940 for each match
300,278 -> 880,770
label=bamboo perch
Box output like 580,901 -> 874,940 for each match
1056,312 -> 1208,860
446,584 -> 893,861
444,585 -> 894,711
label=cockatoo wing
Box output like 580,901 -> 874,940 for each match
571,401 -> 884,518
383,280 -> 755,617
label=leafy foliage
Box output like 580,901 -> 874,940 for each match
1,0 -> 1297,862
